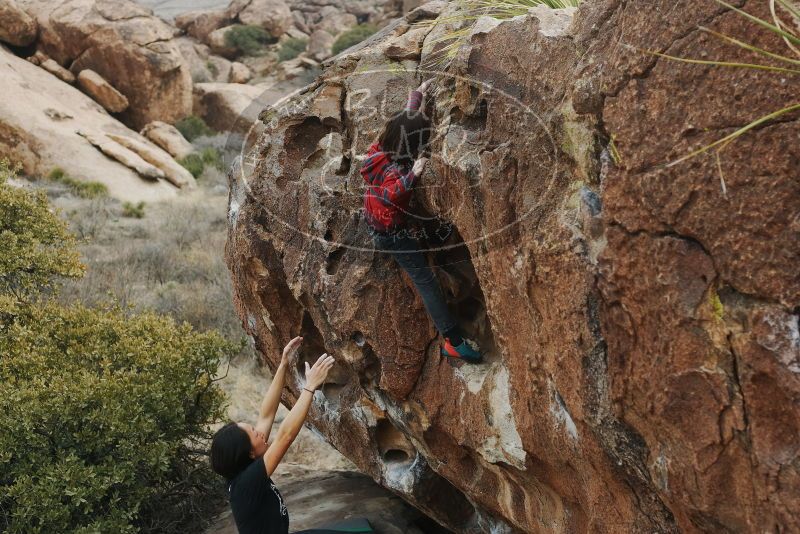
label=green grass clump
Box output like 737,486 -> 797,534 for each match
278,37 -> 308,61
122,201 -> 146,219
201,147 -> 224,170
179,154 -> 205,178
206,60 -> 220,78
174,115 -> 215,142
225,25 -> 275,56
179,148 -> 224,179
47,167 -> 108,199
332,23 -> 378,55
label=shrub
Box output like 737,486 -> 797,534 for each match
224,25 -> 275,56
201,147 -> 224,171
47,167 -> 108,199
122,201 -> 146,219
0,159 -> 238,533
2,161 -> 84,300
0,303 -> 236,534
331,23 -> 378,55
278,37 -> 308,61
179,153 -> 205,178
67,198 -> 112,241
174,116 -> 214,142
48,166 -> 66,181
206,60 -> 220,78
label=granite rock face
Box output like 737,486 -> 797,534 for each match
225,1 -> 800,532
0,0 -> 37,46
76,69 -> 129,113
0,45 -> 180,201
18,0 -> 193,129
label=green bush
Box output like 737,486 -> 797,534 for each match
122,201 -> 146,219
47,167 -> 108,199
179,154 -> 205,178
179,148 -> 223,179
48,166 -> 66,181
206,60 -> 219,78
224,25 -> 275,56
0,303 -> 234,534
0,161 -> 238,533
331,23 -> 378,55
278,37 -> 307,61
2,161 -> 84,300
174,116 -> 214,142
201,147 -> 223,171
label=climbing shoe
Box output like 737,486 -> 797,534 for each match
441,338 -> 482,364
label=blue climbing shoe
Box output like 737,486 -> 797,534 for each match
441,338 -> 482,364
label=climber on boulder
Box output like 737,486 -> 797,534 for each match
210,336 -> 335,534
361,79 -> 482,364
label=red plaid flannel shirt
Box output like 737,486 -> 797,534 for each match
361,90 -> 424,233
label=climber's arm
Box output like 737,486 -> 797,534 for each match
381,157 -> 428,205
263,353 -> 335,476
381,169 -> 417,205
255,336 -> 303,437
407,89 -> 423,112
407,78 -> 433,111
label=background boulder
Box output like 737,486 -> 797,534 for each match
231,0 -> 293,39
0,0 -> 37,46
0,45 -> 180,201
77,69 -> 129,113
18,0 -> 193,129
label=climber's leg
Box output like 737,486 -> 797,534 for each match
375,234 -> 458,335
373,233 -> 482,363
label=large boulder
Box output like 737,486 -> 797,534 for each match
193,82 -> 280,134
18,0 -> 193,129
174,8 -> 230,43
229,61 -> 252,84
106,133 -> 195,188
77,129 -> 165,181
0,45 -> 178,201
311,7 -> 357,36
38,57 -> 75,84
0,0 -> 37,46
174,35 -> 232,83
140,120 -> 194,160
76,69 -> 129,113
207,25 -> 240,58
286,0 -> 400,28
231,0 -> 293,39
307,29 -> 334,62
225,1 -> 800,532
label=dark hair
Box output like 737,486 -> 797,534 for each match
378,109 -> 431,168
210,422 -> 252,480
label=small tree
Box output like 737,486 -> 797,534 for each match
0,160 -> 237,533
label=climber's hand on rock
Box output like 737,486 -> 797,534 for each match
304,353 -> 335,390
281,336 -> 303,366
417,78 -> 434,94
412,157 -> 429,176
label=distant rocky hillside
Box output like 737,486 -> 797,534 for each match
1,0 -> 413,200
225,0 -> 800,532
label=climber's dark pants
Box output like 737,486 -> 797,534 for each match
372,232 -> 459,338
